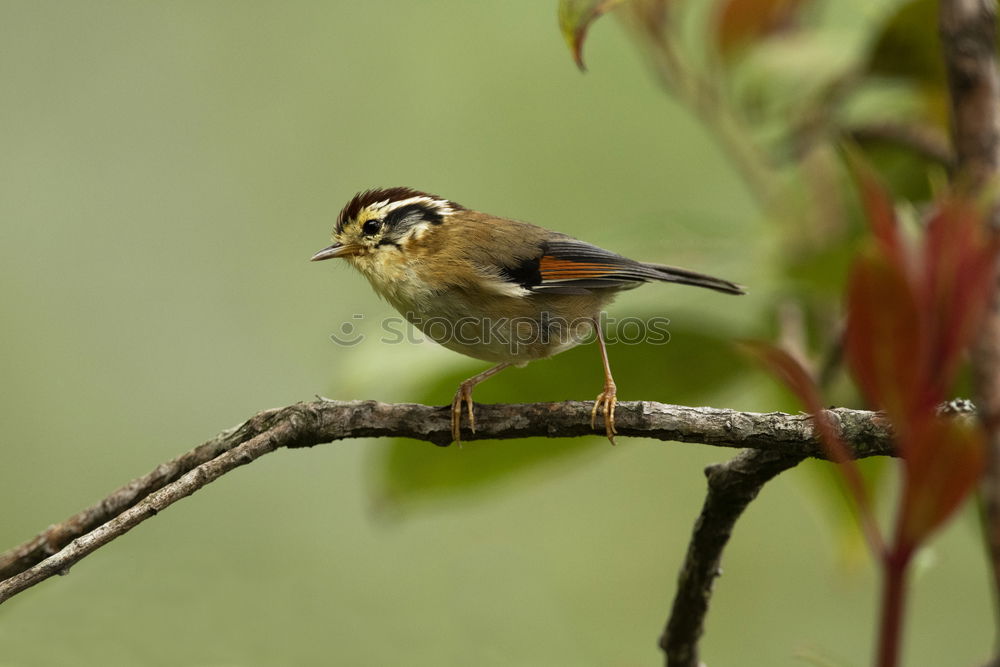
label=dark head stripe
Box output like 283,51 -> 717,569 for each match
384,203 -> 444,227
336,187 -> 462,231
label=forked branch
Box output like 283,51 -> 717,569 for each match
660,448 -> 806,667
0,399 -> 894,604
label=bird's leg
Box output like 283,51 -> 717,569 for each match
451,362 -> 512,445
590,318 -> 618,445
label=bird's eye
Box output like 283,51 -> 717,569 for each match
362,219 -> 382,236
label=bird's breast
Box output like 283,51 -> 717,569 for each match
395,288 -> 602,364
350,249 -> 611,364
351,251 -> 437,312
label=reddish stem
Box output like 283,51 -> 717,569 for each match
876,547 -> 912,667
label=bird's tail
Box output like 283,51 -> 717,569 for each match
642,262 -> 746,295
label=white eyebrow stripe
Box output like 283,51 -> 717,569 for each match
371,196 -> 454,217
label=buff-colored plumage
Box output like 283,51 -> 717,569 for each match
313,187 -> 743,444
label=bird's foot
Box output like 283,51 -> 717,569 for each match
590,381 -> 618,445
451,382 -> 477,446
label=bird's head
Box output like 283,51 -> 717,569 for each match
311,187 -> 462,269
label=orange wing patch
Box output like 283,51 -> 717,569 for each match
539,256 -> 615,280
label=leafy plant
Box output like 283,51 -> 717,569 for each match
747,160 -> 996,666
558,0 -> 999,664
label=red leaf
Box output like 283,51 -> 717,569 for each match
843,245 -> 928,437
740,342 -> 827,418
844,147 -> 910,273
921,198 -> 1000,396
896,415 -> 986,552
741,341 -> 883,553
714,0 -> 809,58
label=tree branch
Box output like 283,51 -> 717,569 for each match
940,0 -> 1000,185
940,0 -> 1000,653
659,448 -> 806,667
0,399 -> 894,603
0,405 -> 288,582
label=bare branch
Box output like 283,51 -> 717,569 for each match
0,399 -> 894,603
0,405 -> 288,582
940,0 -> 1000,188
940,0 -> 1000,651
660,449 -> 806,667
0,424 -> 289,603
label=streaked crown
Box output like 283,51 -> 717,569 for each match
336,187 -> 462,234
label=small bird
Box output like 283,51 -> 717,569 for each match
312,187 -> 744,445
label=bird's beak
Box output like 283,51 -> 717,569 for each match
310,242 -> 359,261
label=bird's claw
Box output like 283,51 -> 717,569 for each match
451,383 -> 477,446
590,382 -> 618,445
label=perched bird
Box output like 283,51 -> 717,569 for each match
312,187 -> 744,444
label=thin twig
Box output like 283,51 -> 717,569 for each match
0,399 -> 895,603
0,406 -> 288,581
0,424 -> 291,603
849,122 -> 954,167
660,448 -> 806,667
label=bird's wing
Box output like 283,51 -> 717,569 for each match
458,219 -> 744,297
530,238 -> 663,292
474,235 -> 652,296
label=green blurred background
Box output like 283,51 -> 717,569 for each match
0,1 -> 992,665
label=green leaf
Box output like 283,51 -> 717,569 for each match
372,317 -> 749,511
865,0 -> 944,88
861,0 -> 951,131
558,0 -> 629,70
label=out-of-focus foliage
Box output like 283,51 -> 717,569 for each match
1,1 -> 994,665
558,2 -> 998,662
749,160 -> 996,664
378,0 -> 994,622
379,321 -> 748,507
842,173 -> 995,552
713,0 -> 811,59
558,0 -> 631,69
